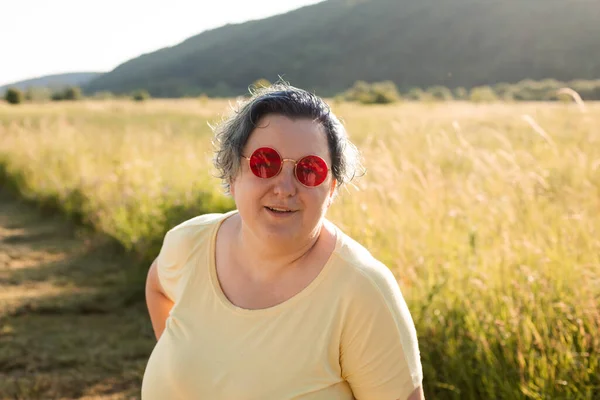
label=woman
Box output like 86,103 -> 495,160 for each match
142,84 -> 424,400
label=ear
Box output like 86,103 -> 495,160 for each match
327,179 -> 337,206
229,177 -> 236,197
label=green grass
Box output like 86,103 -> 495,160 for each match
0,191 -> 154,399
0,99 -> 599,399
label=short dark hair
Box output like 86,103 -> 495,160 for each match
212,83 -> 363,194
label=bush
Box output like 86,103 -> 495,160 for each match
404,87 -> 433,101
24,87 -> 52,102
469,86 -> 499,102
132,90 -> 151,102
568,79 -> 600,101
92,91 -> 115,100
511,79 -> 563,101
492,83 -> 516,101
342,80 -> 401,104
453,87 -> 469,100
51,86 -> 83,101
426,85 -> 454,101
5,88 -> 24,104
51,91 -> 64,101
63,86 -> 82,100
198,94 -> 209,104
250,78 -> 271,91
370,81 -> 402,104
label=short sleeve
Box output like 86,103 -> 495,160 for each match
340,262 -> 423,400
156,213 -> 225,303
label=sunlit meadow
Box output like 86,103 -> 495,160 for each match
1,99 -> 599,399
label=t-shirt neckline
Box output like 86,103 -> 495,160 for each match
207,210 -> 343,316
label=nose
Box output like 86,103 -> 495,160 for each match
272,162 -> 297,197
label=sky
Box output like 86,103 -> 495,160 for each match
0,0 -> 325,86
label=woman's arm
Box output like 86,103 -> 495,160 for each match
402,386 -> 425,400
145,259 -> 175,340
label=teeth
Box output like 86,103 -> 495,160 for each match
268,207 -> 292,212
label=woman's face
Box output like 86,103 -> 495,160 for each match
230,114 -> 337,246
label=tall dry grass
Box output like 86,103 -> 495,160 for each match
0,99 -> 598,399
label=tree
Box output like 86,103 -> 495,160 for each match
426,86 -> 454,101
453,87 -> 468,100
370,81 -> 401,104
24,87 -> 52,102
4,88 -> 24,104
51,91 -> 64,101
341,81 -> 400,104
567,80 -> 600,100
251,78 -> 271,91
51,86 -> 83,101
132,89 -> 150,101
469,86 -> 498,102
493,83 -> 516,101
63,86 -> 82,100
92,91 -> 115,100
404,87 -> 427,101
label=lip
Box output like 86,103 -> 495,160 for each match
265,205 -> 297,211
264,206 -> 299,217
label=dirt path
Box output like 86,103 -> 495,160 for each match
0,191 -> 154,399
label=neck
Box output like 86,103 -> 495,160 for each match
233,217 -> 323,282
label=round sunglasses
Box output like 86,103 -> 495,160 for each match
242,147 -> 329,187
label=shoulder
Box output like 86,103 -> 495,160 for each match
334,231 -> 400,302
333,227 -> 419,354
166,211 -> 232,235
332,228 -> 423,398
162,211 -> 236,250
156,210 -> 237,302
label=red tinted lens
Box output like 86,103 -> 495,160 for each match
249,147 -> 282,178
296,155 -> 328,187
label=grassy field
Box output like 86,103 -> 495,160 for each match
0,99 -> 599,399
0,191 -> 154,399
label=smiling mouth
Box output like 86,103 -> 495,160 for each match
265,206 -> 296,214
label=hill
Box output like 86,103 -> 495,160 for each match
84,0 -> 600,97
1,72 -> 103,94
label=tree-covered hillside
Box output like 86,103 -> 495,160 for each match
85,0 -> 600,97
1,72 -> 103,94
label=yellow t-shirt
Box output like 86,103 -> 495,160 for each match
141,211 -> 423,400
